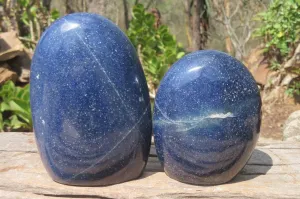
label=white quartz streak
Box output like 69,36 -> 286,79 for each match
206,112 -> 234,119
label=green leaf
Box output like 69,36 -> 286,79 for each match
51,9 -> 60,20
8,100 -> 31,123
158,65 -> 169,80
277,32 -> 284,37
0,81 -> 32,131
0,102 -> 11,112
17,0 -> 29,7
127,3 -> 185,91
274,23 -> 281,29
0,113 -> 4,131
9,115 -> 27,130
176,52 -> 185,59
30,6 -> 37,16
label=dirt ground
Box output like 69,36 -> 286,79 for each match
260,102 -> 300,140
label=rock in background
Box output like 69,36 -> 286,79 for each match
0,31 -> 31,86
0,63 -> 17,84
283,110 -> 300,141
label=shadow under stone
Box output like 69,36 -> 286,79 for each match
230,149 -> 273,184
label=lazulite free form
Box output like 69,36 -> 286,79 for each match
153,50 -> 261,185
30,13 -> 152,186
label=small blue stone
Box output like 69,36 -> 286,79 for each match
153,50 -> 261,185
30,13 -> 152,186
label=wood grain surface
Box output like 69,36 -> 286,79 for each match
0,132 -> 299,199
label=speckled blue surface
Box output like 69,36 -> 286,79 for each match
153,50 -> 261,185
30,13 -> 152,186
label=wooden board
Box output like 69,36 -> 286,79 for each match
0,132 -> 299,199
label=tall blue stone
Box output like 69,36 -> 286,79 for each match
153,50 -> 261,185
30,13 -> 152,186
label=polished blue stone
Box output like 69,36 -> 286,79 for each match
153,50 -> 261,185
30,13 -> 152,186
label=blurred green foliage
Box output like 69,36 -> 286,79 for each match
285,68 -> 300,97
255,0 -> 300,97
286,81 -> 300,97
127,4 -> 185,92
0,0 -> 58,132
0,81 -> 32,132
255,0 -> 300,67
18,0 -> 60,26
15,0 -> 60,48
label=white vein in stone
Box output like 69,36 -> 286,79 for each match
68,105 -> 150,180
156,102 -> 235,123
154,102 -> 177,124
205,112 -> 234,119
63,18 -> 129,112
60,19 -> 150,180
